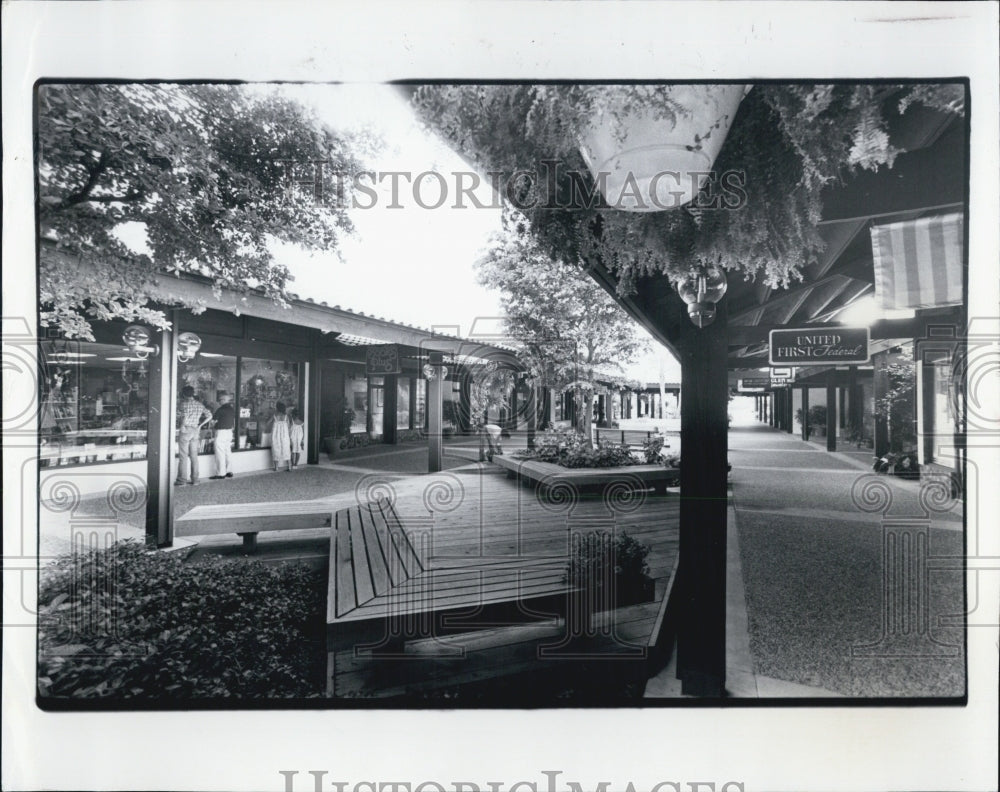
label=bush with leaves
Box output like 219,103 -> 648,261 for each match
564,530 -> 652,607
37,541 -> 326,699
516,427 -> 636,468
641,435 -> 665,464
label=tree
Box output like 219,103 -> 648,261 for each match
37,83 -> 372,339
476,213 -> 648,444
875,345 -> 917,452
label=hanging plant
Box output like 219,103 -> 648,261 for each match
412,83 -> 964,296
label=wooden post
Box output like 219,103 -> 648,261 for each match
785,387 -> 794,434
145,312 -> 178,548
427,353 -> 443,473
873,352 -> 890,456
384,374 -> 398,444
801,387 -> 810,441
676,297 -> 728,697
526,383 -> 537,449
307,347 -> 322,465
510,386 -> 519,432
827,371 -> 837,452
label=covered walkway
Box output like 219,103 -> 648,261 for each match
737,422 -> 960,697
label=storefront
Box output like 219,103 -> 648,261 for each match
37,267 -> 519,519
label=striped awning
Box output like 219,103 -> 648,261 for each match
870,213 -> 965,310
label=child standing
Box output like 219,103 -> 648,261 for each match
289,407 -> 305,469
270,401 -> 292,472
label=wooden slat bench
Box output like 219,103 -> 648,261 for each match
594,428 -> 675,453
174,500 -> 335,552
326,498 -> 579,696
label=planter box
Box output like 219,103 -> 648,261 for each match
493,454 -> 679,496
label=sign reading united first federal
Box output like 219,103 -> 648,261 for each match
769,327 -> 870,365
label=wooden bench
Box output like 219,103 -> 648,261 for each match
174,500 -> 336,552
326,498 -> 579,696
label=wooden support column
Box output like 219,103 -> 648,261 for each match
145,313 -> 178,548
676,297 -> 728,697
427,354 -> 443,473
384,374 -> 398,444
873,353 -> 890,456
307,347 -> 322,465
785,387 -> 794,433
457,373 -> 472,434
801,387 -> 810,441
526,383 -> 537,449
827,372 -> 837,451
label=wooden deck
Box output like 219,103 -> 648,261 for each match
175,463 -> 680,700
328,465 -> 680,700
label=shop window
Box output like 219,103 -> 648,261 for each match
414,378 -> 426,429
369,375 -> 385,439
178,353 -> 237,455
345,372 -> 368,433
397,378 -> 411,431
239,359 -> 301,450
39,339 -> 149,467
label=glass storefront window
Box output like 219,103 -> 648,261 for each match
178,353 -> 237,455
414,378 -> 426,429
39,339 -> 149,467
345,372 -> 368,433
397,378 -> 411,430
239,359 -> 301,450
369,375 -> 384,439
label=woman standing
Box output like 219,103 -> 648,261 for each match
270,401 -> 292,472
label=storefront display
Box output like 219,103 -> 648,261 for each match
38,340 -> 150,467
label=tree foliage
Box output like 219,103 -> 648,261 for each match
413,83 -> 965,297
38,83 -> 371,338
476,213 -> 648,438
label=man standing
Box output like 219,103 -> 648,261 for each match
176,385 -> 211,486
210,391 -> 236,479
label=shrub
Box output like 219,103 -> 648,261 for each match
641,435 -> 665,464
37,541 -> 326,700
564,530 -> 651,603
516,428 -> 636,468
339,432 -> 374,450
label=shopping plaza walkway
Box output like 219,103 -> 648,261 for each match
729,423 -> 963,698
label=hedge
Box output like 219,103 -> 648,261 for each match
38,540 -> 326,699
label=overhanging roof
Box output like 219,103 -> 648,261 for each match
41,246 -> 520,361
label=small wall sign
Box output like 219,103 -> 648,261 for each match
769,327 -> 870,365
738,377 -> 769,392
366,344 -> 401,375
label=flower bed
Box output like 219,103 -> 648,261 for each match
514,428 -> 639,468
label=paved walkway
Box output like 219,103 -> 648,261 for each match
647,421 -> 964,699
730,423 -> 963,698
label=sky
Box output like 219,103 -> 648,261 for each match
258,84 -> 681,381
